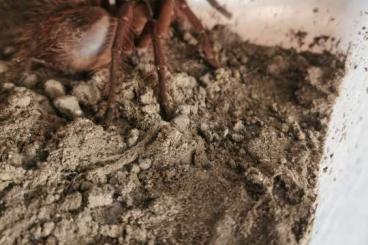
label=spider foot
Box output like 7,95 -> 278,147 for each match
95,101 -> 119,126
17,72 -> 33,86
200,34 -> 220,68
158,96 -> 175,121
102,80 -> 112,99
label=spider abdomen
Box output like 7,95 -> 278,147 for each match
31,6 -> 117,74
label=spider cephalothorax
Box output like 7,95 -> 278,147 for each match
0,0 -> 230,121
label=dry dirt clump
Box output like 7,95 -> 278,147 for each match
0,25 -> 345,245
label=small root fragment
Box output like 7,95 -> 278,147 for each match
84,125 -> 160,178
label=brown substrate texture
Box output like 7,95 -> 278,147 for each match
0,25 -> 345,244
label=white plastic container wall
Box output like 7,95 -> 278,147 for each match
188,0 -> 368,244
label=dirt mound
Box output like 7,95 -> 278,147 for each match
0,26 -> 345,244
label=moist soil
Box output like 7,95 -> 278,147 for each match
0,24 -> 345,245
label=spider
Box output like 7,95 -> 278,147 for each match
3,0 -> 231,121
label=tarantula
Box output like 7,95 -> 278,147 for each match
0,0 -> 230,121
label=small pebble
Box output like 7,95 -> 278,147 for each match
104,202 -> 124,224
142,104 -> 159,114
127,129 -> 140,147
286,115 -> 296,124
183,32 -> 199,45
42,222 -> 55,237
22,73 -> 39,88
61,192 -> 82,211
223,128 -> 229,137
54,96 -> 83,118
177,105 -> 191,115
174,73 -> 197,88
44,79 -> 65,98
200,73 -> 212,85
307,66 -> 323,86
200,123 -> 209,131
140,90 -> 156,105
296,130 -> 306,141
1,82 -> 15,91
173,114 -> 190,131
45,236 -> 58,245
90,68 -> 109,90
240,55 -> 249,64
79,181 -> 93,192
22,142 -> 41,166
72,82 -> 101,106
244,167 -> 268,198
233,70 -> 241,80
231,133 -> 244,142
88,186 -> 114,208
34,94 -> 55,113
12,94 -> 31,108
2,46 -> 16,57
251,93 -> 258,100
139,158 -> 152,170
100,225 -> 123,238
0,60 -> 9,74
280,158 -> 288,164
281,123 -> 289,133
292,122 -> 306,141
131,165 -> 140,174
199,123 -> 214,142
233,120 -> 245,132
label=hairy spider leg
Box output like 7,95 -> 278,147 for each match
134,0 -> 175,119
175,0 -> 220,68
206,0 -> 232,18
151,0 -> 175,119
104,1 -> 134,122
